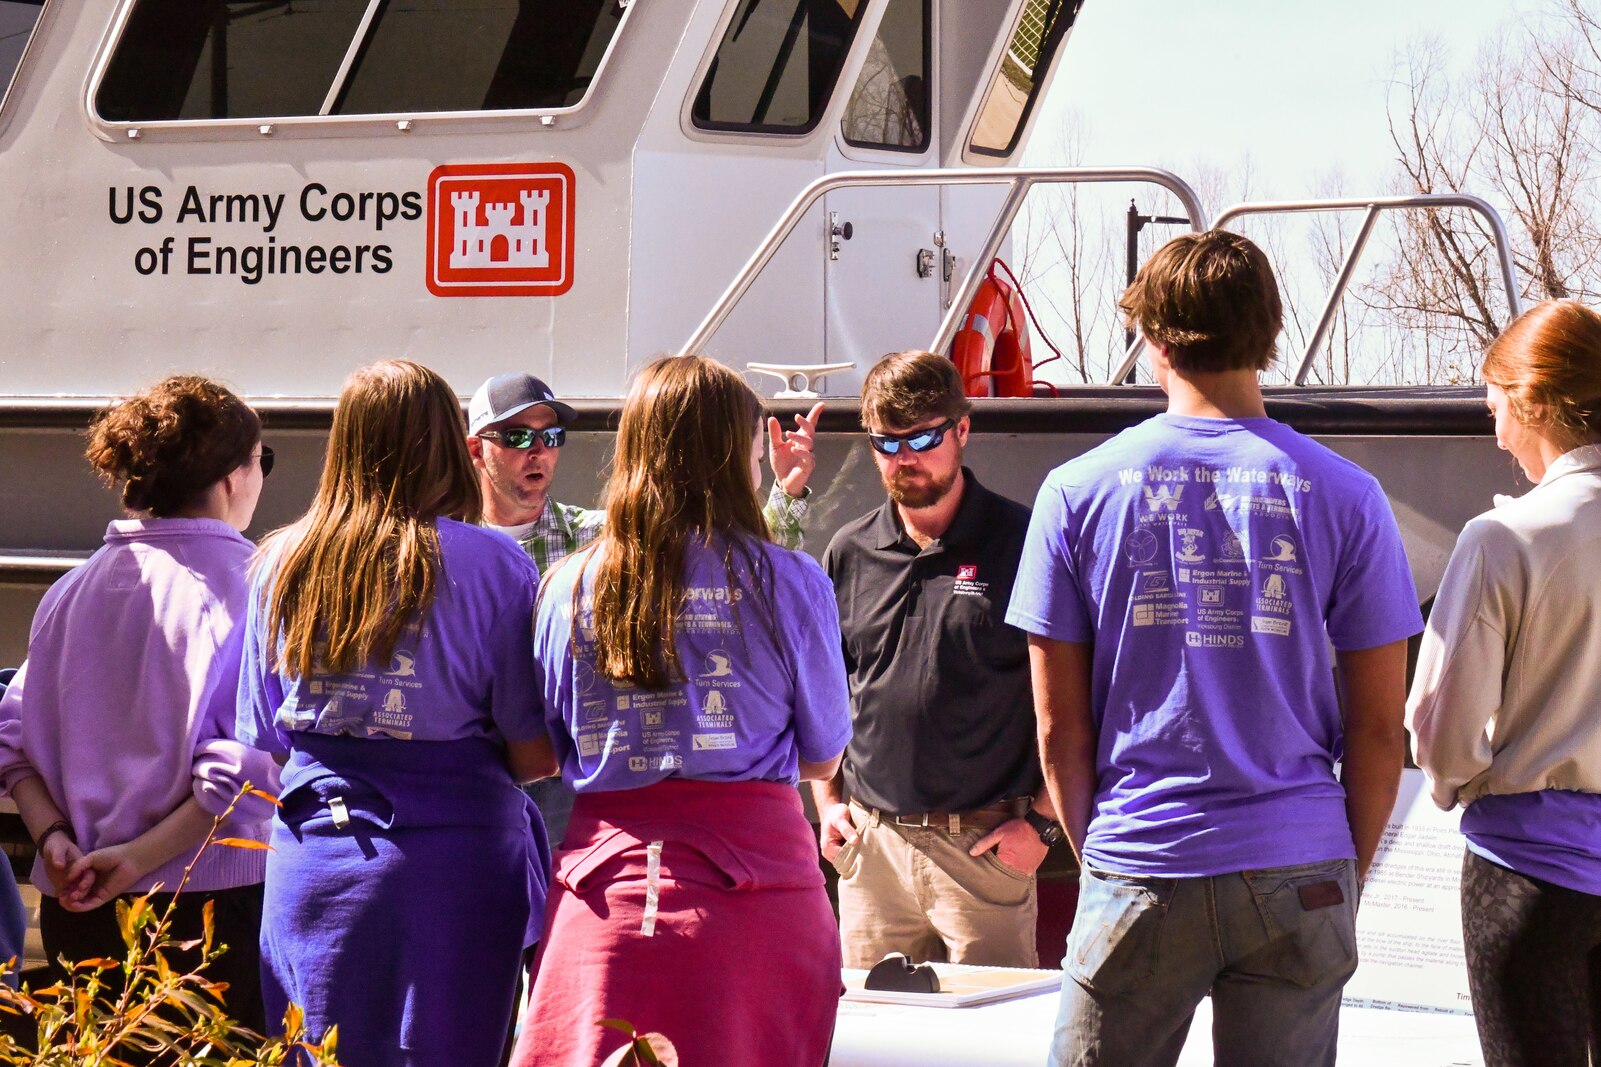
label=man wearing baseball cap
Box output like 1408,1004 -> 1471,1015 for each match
466,371 -> 822,573
466,371 -> 824,841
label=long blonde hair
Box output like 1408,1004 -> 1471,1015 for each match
261,360 -> 480,677
588,355 -> 773,690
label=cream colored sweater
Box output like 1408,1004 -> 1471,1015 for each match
1408,444 -> 1601,810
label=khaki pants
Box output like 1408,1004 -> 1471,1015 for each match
834,800 -> 1038,969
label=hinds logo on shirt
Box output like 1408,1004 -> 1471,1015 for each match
426,162 -> 575,297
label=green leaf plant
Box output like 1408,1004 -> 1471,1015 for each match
598,1019 -> 679,1067
0,784 -> 341,1066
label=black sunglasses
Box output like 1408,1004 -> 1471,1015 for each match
867,419 -> 956,456
257,445 -> 275,478
478,426 -> 567,450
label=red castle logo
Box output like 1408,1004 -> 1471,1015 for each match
426,162 -> 574,297
956,564 -> 979,581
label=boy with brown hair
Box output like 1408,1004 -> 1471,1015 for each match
1007,231 -> 1421,1065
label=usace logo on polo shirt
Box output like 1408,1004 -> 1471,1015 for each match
425,162 -> 575,297
954,564 -> 988,597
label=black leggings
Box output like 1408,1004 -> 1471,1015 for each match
40,882 -> 266,1035
1461,848 -> 1601,1067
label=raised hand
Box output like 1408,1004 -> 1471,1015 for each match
768,401 -> 826,498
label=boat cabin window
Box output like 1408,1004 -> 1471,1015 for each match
968,0 -> 1081,158
333,0 -> 626,115
692,0 -> 869,135
94,0 -> 629,122
0,0 -> 46,113
840,0 -> 929,152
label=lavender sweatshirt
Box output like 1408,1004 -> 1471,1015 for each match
0,519 -> 280,896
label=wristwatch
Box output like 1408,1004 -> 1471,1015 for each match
1022,807 -> 1064,847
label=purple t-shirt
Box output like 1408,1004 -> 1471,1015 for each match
1463,790 -> 1601,895
533,535 -> 852,791
239,519 -> 544,752
1006,414 -> 1423,876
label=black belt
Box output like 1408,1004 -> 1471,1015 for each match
850,798 -> 1024,834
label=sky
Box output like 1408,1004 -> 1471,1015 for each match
1025,0 -> 1548,207
1012,0 -> 1556,384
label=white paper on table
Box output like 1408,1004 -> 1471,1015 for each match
1344,768 -> 1474,1015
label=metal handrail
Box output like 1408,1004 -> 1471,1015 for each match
1208,194 -> 1524,387
0,397 -> 342,414
0,553 -> 88,577
680,166 -> 1206,359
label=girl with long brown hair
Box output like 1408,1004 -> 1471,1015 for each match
238,360 -> 550,1067
511,355 -> 851,1067
1410,300 -> 1601,1065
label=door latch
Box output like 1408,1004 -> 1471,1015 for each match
829,212 -> 854,261
916,248 -> 936,278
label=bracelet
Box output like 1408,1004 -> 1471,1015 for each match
34,820 -> 73,851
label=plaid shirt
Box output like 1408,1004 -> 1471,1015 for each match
512,482 -> 808,574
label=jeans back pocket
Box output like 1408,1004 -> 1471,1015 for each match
1240,858 -> 1358,989
1066,866 -> 1172,997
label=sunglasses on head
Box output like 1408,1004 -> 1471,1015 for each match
867,419 -> 955,456
257,445 -> 275,478
478,426 -> 567,450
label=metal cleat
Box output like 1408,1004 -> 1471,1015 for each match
746,362 -> 856,399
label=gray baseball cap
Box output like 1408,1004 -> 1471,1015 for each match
467,373 -> 578,435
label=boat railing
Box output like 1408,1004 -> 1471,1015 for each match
682,171 -> 1525,393
679,166 -> 1208,365
1104,194 -> 1524,386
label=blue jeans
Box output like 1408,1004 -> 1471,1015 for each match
1050,857 -> 1358,1067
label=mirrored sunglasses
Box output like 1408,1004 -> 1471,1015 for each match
257,445 -> 275,478
479,426 -> 567,450
867,419 -> 955,456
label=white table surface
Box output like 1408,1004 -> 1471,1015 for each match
832,990 -> 1484,1066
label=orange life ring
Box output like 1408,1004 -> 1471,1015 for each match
951,266 -> 1034,398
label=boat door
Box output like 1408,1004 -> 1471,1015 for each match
821,0 -> 941,395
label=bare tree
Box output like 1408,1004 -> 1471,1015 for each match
1368,39 -> 1504,361
1295,170 -> 1381,386
1540,0 -> 1601,118
1013,121 -> 1122,383
1367,21 -> 1601,383
1480,30 -> 1601,301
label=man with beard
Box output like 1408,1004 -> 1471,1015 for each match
467,371 -> 822,842
816,349 -> 1055,968
467,372 -> 820,573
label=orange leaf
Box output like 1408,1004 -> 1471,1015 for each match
213,838 -> 273,851
202,898 -> 216,954
71,959 -> 119,971
247,787 -> 284,807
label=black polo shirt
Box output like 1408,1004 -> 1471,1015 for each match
822,468 -> 1040,815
